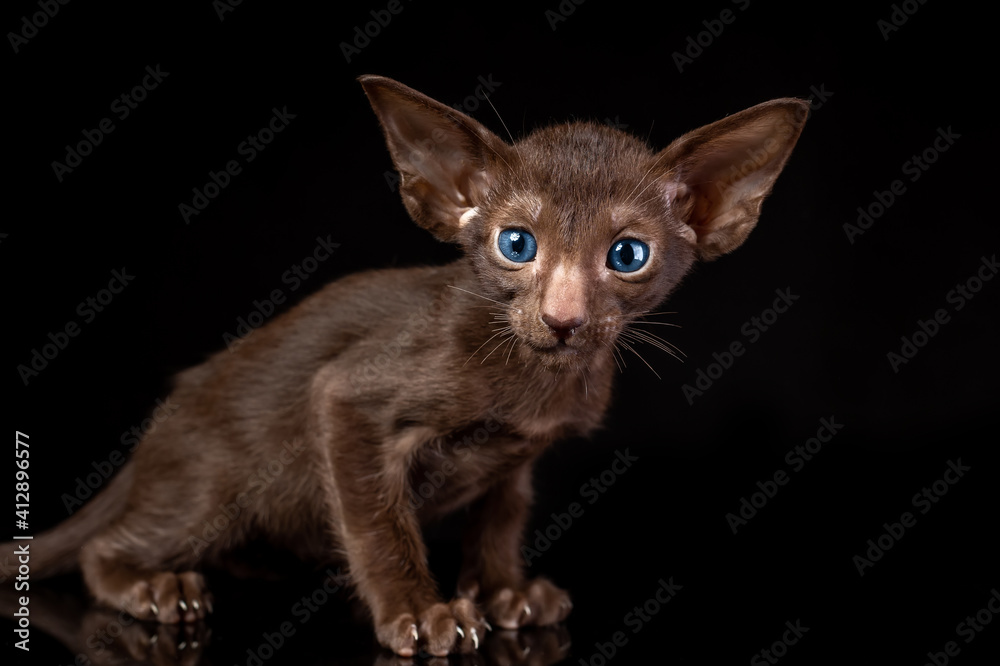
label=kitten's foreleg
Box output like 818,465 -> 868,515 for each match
325,425 -> 486,656
457,460 -> 572,629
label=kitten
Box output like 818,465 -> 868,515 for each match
4,76 -> 807,657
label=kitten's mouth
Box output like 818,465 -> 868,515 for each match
537,338 -> 580,355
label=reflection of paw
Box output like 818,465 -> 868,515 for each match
80,606 -> 210,666
0,555 -> 14,584
132,571 -> 213,624
377,598 -> 488,656
484,625 -> 572,666
483,578 -> 572,629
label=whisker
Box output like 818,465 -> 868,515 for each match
483,92 -> 518,157
504,335 -> 518,365
452,113 -> 514,173
621,328 -> 686,360
465,328 -> 509,366
482,333 -> 516,364
619,334 -> 684,366
602,340 -> 625,373
629,320 -> 681,328
617,340 -> 662,380
447,285 -> 515,311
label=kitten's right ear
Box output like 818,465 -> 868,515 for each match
360,75 -> 511,242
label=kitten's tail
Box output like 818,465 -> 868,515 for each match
1,462 -> 134,584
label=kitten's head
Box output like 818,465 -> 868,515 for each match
361,76 -> 807,369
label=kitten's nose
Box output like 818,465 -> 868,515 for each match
542,314 -> 586,340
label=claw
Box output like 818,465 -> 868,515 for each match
410,624 -> 419,641
523,603 -> 532,617
192,600 -> 201,611
150,602 -> 159,617
191,640 -> 199,649
471,627 -> 479,650
484,620 -> 492,632
150,634 -> 158,645
205,597 -> 214,613
457,626 -> 465,638
178,641 -> 187,651
179,599 -> 188,612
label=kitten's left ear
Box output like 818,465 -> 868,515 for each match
360,75 -> 512,242
656,98 -> 809,260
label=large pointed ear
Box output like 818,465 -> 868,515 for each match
359,75 -> 511,242
656,99 -> 809,260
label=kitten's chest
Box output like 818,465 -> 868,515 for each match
408,369 -> 614,520
407,426 -> 546,520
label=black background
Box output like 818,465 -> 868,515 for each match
3,0 -> 997,664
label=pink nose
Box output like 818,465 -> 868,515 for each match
542,314 -> 586,340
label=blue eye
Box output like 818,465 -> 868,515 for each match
607,239 -> 649,273
498,229 -> 537,262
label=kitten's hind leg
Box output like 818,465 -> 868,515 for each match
80,522 -> 212,624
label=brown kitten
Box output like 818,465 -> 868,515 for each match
2,76 -> 807,657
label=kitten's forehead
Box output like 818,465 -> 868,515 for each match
488,123 -> 666,245
515,122 -> 659,217
516,121 -> 653,187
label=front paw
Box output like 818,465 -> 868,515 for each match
482,578 -> 572,629
377,597 -> 488,657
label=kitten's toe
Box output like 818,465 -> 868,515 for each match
177,571 -> 210,622
418,598 -> 485,656
376,613 -> 420,657
138,571 -> 210,623
485,578 -> 571,628
526,578 -> 572,625
486,588 -> 531,629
